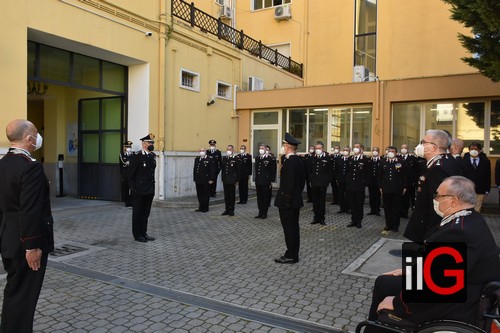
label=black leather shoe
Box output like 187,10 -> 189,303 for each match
347,223 -> 356,227
144,234 -> 155,241
356,224 -> 362,229
319,221 -> 326,225
229,212 -> 234,216
195,208 -> 201,212
274,256 -> 298,264
237,201 -> 244,204
221,211 -> 229,215
255,214 -> 263,218
367,212 -> 376,215
260,214 -> 267,219
311,220 -> 318,224
392,228 -> 399,232
200,210 -> 209,213
337,210 -> 346,214
135,236 -> 147,243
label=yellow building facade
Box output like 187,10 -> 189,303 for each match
2,0 -> 500,201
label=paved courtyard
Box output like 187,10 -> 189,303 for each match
1,192 -> 499,333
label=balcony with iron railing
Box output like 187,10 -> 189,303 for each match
171,0 -> 303,78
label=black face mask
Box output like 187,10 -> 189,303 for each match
147,145 -> 154,152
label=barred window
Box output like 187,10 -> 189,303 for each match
179,69 -> 200,92
216,81 -> 231,99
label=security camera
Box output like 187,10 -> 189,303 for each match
145,32 -> 153,37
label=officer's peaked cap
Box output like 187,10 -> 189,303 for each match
140,133 -> 155,142
123,141 -> 133,146
208,139 -> 217,145
283,133 -> 301,146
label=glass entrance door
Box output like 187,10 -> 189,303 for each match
79,97 -> 125,201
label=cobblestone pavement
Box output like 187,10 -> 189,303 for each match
1,193 -> 499,332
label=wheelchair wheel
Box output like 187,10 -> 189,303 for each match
417,320 -> 486,333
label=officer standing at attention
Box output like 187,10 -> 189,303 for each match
309,141 -> 332,225
346,143 -> 368,228
274,133 -> 305,264
379,146 -> 407,234
193,147 -> 216,213
221,145 -> 240,216
128,133 -> 156,242
119,140 -> 134,207
336,146 -> 351,214
206,139 -> 222,197
366,146 -> 382,216
254,144 -> 277,219
329,146 -> 341,205
237,144 -> 252,204
303,146 -> 315,203
399,143 -> 418,217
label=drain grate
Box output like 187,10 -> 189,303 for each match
50,244 -> 89,258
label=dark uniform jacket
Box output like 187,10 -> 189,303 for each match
335,155 -> 350,184
394,210 -> 500,326
221,155 -> 240,184
193,155 -> 216,184
367,157 -> 382,187
0,149 -> 54,258
128,150 -> 156,195
119,151 -> 133,179
302,153 -> 313,180
206,148 -> 222,173
238,153 -> 253,178
404,154 -> 461,242
379,157 -> 407,193
274,154 -> 306,209
308,152 -> 333,187
461,152 -> 491,194
346,155 -> 369,191
330,153 -> 341,182
399,154 -> 419,186
254,154 -> 277,186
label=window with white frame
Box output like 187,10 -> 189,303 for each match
180,69 -> 200,92
253,0 -> 291,11
216,81 -> 232,99
216,0 -> 224,5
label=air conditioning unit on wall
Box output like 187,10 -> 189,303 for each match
248,76 -> 264,91
274,4 -> 291,21
353,65 -> 369,82
220,5 -> 232,19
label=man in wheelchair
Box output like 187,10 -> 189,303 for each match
363,176 -> 500,333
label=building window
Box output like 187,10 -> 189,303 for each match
285,106 -> 372,151
253,0 -> 290,10
354,0 -> 377,76
392,100 -> 500,155
180,69 -> 200,92
216,0 -> 224,5
216,81 -> 232,99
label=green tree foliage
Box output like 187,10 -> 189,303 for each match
442,0 -> 500,82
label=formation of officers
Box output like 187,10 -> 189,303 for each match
301,141 -> 423,233
193,140 -> 276,218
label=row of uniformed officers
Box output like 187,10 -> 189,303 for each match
192,139 -> 426,233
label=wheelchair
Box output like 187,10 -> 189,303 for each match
356,282 -> 500,333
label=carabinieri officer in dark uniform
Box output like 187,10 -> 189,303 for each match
309,141 -> 332,225
193,147 -> 216,213
206,139 -> 222,197
221,145 -> 240,216
237,144 -> 252,204
128,133 -> 156,243
346,143 -> 368,228
119,140 -> 134,207
274,133 -> 305,264
254,144 -> 277,219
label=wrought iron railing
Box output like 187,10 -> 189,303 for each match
171,0 -> 303,78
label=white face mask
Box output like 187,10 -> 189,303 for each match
387,152 -> 395,159
342,150 -> 349,156
372,151 -> 379,157
333,148 -> 339,154
240,149 -> 245,154
199,151 -> 206,157
125,147 -> 132,153
259,149 -> 265,155
401,148 -> 408,155
415,144 -> 425,158
226,150 -> 232,156
469,149 -> 479,157
280,146 -> 286,155
433,199 -> 444,218
30,133 -> 43,151
353,147 -> 360,154
309,149 -> 315,154
315,149 -> 322,155
210,146 -> 215,151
